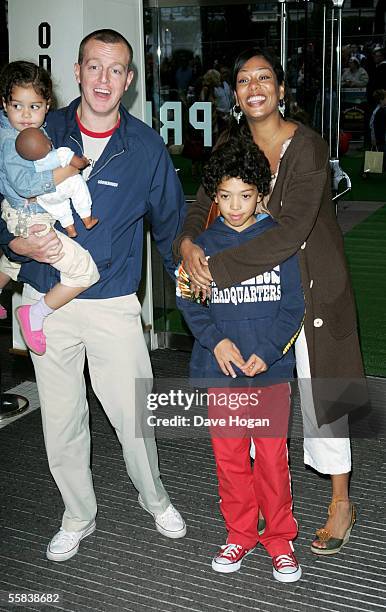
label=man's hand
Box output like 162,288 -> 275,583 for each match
241,354 -> 268,377
9,225 -> 64,263
180,238 -> 212,288
214,338 -> 246,378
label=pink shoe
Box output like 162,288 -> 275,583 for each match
0,304 -> 7,319
15,305 -> 46,355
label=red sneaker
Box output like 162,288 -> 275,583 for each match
15,305 -> 46,355
272,552 -> 302,583
212,543 -> 254,573
0,304 -> 7,319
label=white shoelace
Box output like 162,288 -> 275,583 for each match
220,544 -> 243,560
275,554 -> 296,569
157,505 -> 181,525
52,528 -> 79,546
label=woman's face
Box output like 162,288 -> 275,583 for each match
234,55 -> 284,122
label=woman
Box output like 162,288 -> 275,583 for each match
341,56 -> 369,88
175,47 -> 367,554
200,69 -> 222,144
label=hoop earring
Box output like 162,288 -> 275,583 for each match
232,104 -> 243,124
278,98 -> 286,117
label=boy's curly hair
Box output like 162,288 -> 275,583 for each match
0,61 -> 52,103
202,137 -> 271,201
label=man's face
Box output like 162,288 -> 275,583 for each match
74,39 -> 134,118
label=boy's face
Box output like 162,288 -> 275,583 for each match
215,177 -> 260,232
3,85 -> 49,132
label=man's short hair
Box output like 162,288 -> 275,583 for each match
78,29 -> 133,69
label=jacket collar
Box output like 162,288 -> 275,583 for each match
59,97 -> 132,152
211,214 -> 275,236
0,110 -> 17,132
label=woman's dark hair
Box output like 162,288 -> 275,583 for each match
0,61 -> 52,103
373,88 -> 386,103
202,137 -> 271,200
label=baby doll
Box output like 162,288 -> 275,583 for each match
15,127 -> 98,238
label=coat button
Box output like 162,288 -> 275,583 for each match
300,241 -> 306,249
314,318 -> 323,327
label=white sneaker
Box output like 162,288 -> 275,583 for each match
272,552 -> 302,583
46,521 -> 96,562
138,495 -> 186,539
212,543 -> 254,573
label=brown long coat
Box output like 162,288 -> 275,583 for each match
176,123 -> 368,425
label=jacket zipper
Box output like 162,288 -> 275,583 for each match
69,135 -> 125,181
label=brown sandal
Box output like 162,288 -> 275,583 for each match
310,497 -> 356,555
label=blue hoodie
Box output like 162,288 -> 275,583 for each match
0,98 -> 186,298
177,215 -> 305,386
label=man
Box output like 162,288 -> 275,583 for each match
0,29 -> 186,561
372,47 -> 386,90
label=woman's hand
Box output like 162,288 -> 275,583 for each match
214,339 -> 246,378
180,238 -> 213,288
241,354 -> 268,377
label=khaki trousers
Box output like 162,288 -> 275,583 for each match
1,201 -> 99,288
23,291 -> 170,531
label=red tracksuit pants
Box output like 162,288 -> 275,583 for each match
208,383 -> 298,557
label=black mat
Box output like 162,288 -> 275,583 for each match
0,346 -> 385,612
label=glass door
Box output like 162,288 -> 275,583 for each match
144,0 -> 343,345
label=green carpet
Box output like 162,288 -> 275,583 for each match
340,152 -> 386,201
344,205 -> 386,377
172,150 -> 386,202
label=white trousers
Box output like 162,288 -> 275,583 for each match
23,288 -> 170,531
37,174 -> 92,229
295,327 -> 351,474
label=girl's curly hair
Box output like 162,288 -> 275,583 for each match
0,61 -> 52,103
202,136 -> 271,201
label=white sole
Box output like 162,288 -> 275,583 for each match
46,522 -> 96,562
212,548 -> 254,573
272,565 -> 302,583
310,522 -> 355,556
138,495 -> 187,539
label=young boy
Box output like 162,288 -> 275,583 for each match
176,137 -> 305,582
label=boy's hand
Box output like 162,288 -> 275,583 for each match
214,339 -> 246,378
241,354 -> 268,377
180,238 -> 212,288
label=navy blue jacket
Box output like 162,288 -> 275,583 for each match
177,215 -> 305,386
0,98 -> 186,298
